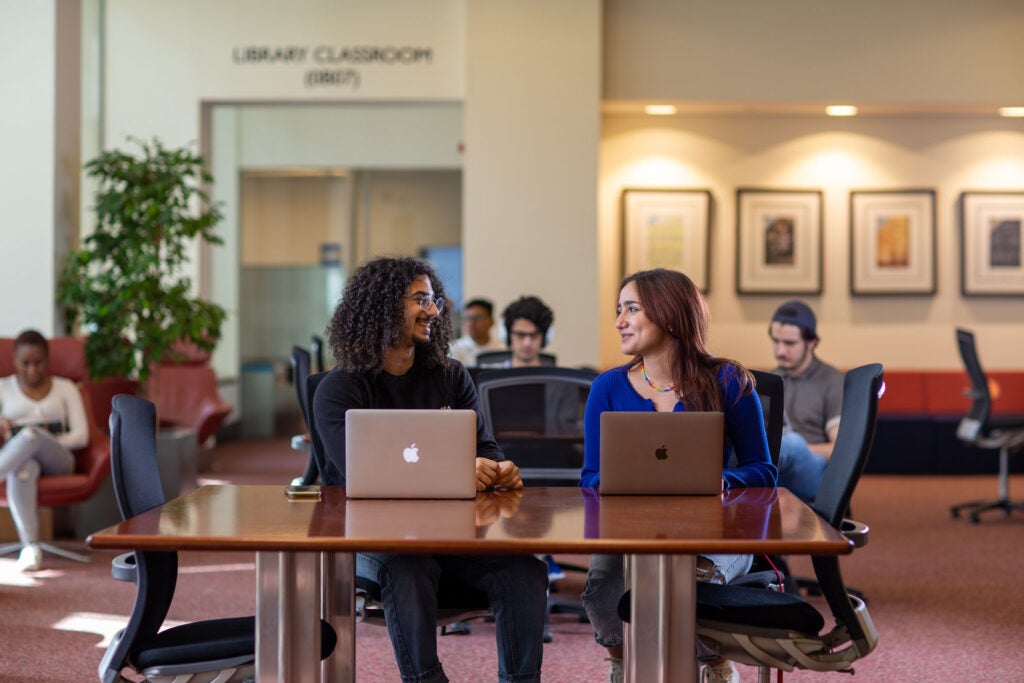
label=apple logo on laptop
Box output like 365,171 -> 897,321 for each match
654,444 -> 668,460
403,443 -> 420,463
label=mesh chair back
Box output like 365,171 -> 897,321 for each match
108,395 -> 179,668
291,347 -> 313,435
811,364 -> 884,528
476,367 -> 596,482
310,335 -> 326,373
476,367 -> 596,438
305,371 -> 331,482
475,350 -> 557,367
750,370 -> 784,467
290,346 -> 319,485
955,328 -> 991,439
110,395 -> 166,516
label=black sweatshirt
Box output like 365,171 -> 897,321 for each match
312,359 -> 503,485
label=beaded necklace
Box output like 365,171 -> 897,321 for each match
641,360 -> 676,393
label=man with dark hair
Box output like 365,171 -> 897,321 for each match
768,300 -> 844,502
450,298 -> 503,367
493,295 -> 554,368
313,256 -> 546,683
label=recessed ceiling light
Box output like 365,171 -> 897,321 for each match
644,104 -> 678,116
999,106 -> 1024,117
825,105 -> 858,117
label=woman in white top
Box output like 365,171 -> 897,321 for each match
0,330 -> 88,571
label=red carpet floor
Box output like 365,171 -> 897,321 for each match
2,438 -> 1023,681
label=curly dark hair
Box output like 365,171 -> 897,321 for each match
326,256 -> 454,373
502,296 -> 554,348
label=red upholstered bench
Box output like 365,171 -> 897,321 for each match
869,369 -> 1024,474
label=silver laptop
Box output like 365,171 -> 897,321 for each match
345,409 -> 477,499
599,411 -> 724,495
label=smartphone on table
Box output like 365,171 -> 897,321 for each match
284,485 -> 321,499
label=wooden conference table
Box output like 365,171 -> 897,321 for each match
88,485 -> 850,683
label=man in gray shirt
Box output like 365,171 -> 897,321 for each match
769,300 -> 844,501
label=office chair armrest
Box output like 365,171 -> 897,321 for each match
111,552 -> 137,582
841,519 -> 869,548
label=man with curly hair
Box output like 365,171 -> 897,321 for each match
313,255 -> 547,683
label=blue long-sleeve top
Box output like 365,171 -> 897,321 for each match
579,363 -> 777,490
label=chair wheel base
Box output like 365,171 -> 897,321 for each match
950,498 -> 1024,524
0,541 -> 89,563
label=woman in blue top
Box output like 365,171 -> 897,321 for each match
579,268 -> 776,683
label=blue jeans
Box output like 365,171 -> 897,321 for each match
581,552 -> 753,653
778,431 -> 827,502
357,552 -> 547,682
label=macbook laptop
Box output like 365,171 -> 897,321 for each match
345,409 -> 477,499
599,411 -> 724,495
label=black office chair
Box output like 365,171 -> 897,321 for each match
476,366 -> 598,640
668,363 -> 884,678
749,370 -> 784,468
476,366 -> 597,485
290,345 -> 319,486
310,334 -> 326,373
302,372 -> 493,631
99,394 -> 337,683
950,328 -> 1024,523
725,369 -> 793,593
475,349 -> 557,368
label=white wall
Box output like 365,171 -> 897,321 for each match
463,1 -> 602,368
235,104 -> 463,170
0,1 -> 61,336
103,0 -> 464,147
604,0 -> 1024,105
600,115 -> 1024,371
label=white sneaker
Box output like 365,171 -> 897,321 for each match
605,656 -> 623,683
701,659 -> 739,683
17,544 -> 43,572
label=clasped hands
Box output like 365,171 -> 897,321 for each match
475,457 -> 523,492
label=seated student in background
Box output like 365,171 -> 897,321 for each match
0,329 -> 88,572
578,268 -> 777,683
449,298 -> 503,368
481,296 -> 555,368
768,300 -> 843,502
313,255 -> 547,683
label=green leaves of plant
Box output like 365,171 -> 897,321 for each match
57,137 -> 227,381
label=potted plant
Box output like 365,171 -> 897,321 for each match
58,137 -> 227,388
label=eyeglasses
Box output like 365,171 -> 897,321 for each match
408,295 -> 446,314
510,330 -> 542,341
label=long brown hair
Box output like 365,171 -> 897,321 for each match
621,268 -> 753,411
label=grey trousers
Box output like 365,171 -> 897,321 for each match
0,427 -> 75,545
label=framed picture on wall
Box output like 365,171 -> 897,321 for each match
621,188 -> 712,292
960,191 -> 1024,296
735,188 -> 822,295
849,189 -> 936,295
